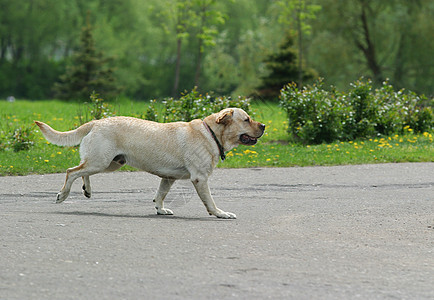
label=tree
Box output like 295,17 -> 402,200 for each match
53,13 -> 120,101
257,35 -> 316,99
350,0 -> 384,85
192,0 -> 225,88
158,0 -> 195,97
309,0 -> 434,94
276,0 -> 321,87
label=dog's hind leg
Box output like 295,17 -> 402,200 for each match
154,178 -> 175,215
57,159 -> 109,203
82,176 -> 91,198
80,155 -> 126,199
57,162 -> 87,203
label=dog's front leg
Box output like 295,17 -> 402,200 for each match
154,178 -> 175,215
192,178 -> 236,219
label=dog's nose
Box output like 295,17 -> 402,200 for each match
260,123 -> 266,132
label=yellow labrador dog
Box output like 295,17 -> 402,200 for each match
35,108 -> 265,219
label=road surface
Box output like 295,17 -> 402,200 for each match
1,163 -> 433,299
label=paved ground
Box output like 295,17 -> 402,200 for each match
0,163 -> 433,299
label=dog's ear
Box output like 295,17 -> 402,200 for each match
216,109 -> 234,124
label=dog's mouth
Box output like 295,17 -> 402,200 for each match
240,134 -> 258,145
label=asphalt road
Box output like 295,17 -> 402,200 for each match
1,163 -> 433,299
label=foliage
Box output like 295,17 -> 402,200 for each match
280,78 -> 433,144
0,0 -> 433,99
146,87 -> 251,122
0,122 -> 34,152
53,14 -> 121,101
257,35 -> 316,99
280,80 -> 345,144
76,92 -> 115,125
308,0 -> 434,94
275,0 -> 321,86
9,126 -> 35,152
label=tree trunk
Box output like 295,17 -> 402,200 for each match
296,4 -> 303,87
194,38 -> 203,88
355,0 -> 383,85
172,37 -> 182,97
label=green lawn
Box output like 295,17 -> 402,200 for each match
0,99 -> 432,176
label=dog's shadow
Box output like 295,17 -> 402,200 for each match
52,211 -> 229,222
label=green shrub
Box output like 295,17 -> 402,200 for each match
77,91 -> 115,124
9,126 -> 35,152
146,87 -> 252,123
280,78 -> 433,144
280,80 -> 346,144
0,116 -> 35,152
343,79 -> 377,139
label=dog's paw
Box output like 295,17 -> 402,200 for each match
56,192 -> 67,203
156,208 -> 174,216
212,209 -> 237,219
82,185 -> 91,198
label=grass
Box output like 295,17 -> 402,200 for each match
0,99 -> 432,176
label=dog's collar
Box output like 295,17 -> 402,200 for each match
203,121 -> 226,161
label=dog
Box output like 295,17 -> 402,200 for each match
35,108 -> 265,219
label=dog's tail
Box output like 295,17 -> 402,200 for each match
34,121 -> 96,147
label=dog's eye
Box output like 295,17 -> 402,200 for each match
244,118 -> 250,122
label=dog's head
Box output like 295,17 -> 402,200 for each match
205,108 -> 265,151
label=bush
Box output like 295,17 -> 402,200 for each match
1,126 -> 35,152
0,116 -> 35,152
146,87 -> 252,123
280,78 -> 433,144
76,91 -> 115,125
279,80 -> 345,144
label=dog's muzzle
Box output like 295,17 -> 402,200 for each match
240,123 -> 265,146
